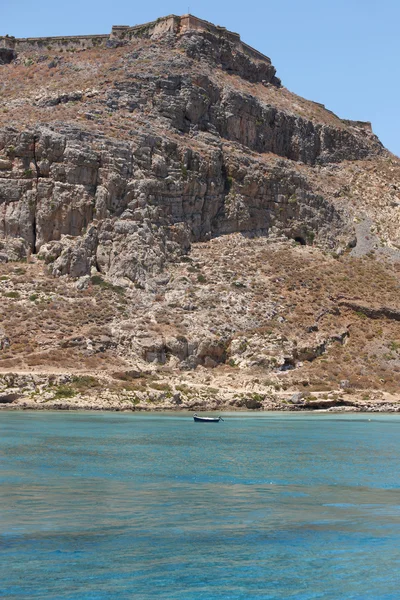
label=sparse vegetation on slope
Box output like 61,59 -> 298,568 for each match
0,15 -> 399,411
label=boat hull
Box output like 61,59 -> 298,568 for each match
193,416 -> 222,422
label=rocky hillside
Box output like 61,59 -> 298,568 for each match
0,15 -> 400,411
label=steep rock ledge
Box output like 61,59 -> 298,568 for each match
0,124 -> 354,282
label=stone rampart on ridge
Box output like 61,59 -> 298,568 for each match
0,14 -> 272,65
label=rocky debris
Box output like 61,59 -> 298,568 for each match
0,231 -> 399,395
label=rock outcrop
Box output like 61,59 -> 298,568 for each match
0,15 -> 399,408
0,14 -> 387,283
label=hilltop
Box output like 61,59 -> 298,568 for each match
0,15 -> 400,411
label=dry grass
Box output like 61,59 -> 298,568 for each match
0,261 -> 127,372
0,236 -> 399,394
172,236 -> 400,392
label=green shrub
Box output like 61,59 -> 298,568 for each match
355,311 -> 367,319
54,385 -> 75,399
389,341 -> 400,352
225,176 -> 234,191
91,275 -> 125,295
149,382 -> 172,392
71,375 -> 100,391
306,231 -> 315,244
175,384 -> 191,393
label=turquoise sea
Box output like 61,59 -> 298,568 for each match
1,411 -> 400,599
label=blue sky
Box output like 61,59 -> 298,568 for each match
3,0 -> 399,157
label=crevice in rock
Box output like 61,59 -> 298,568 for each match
339,301 -> 400,322
95,256 -> 101,274
32,214 -> 37,254
31,135 -> 41,181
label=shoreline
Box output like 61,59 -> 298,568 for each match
2,406 -> 400,414
1,373 -> 399,413
1,397 -> 399,413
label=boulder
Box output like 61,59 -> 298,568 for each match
0,393 -> 19,404
289,392 -> 304,405
245,397 -> 263,409
0,328 -> 10,350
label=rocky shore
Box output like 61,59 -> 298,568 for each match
0,373 -> 398,413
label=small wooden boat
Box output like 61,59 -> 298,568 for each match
193,413 -> 224,423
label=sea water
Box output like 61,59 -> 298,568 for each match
0,411 -> 400,599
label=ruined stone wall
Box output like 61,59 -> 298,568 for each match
1,14 -> 273,67
0,37 -> 16,64
0,36 -> 16,50
112,15 -> 181,40
13,34 -> 109,52
179,15 -> 272,64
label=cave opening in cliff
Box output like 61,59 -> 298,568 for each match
294,236 -> 306,246
280,357 -> 296,372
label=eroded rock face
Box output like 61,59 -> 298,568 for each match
106,73 -> 382,164
0,122 -> 356,283
0,16 -> 388,283
179,31 -> 281,85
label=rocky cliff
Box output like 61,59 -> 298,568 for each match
0,15 -> 400,410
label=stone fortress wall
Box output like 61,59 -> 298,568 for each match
0,14 -> 272,65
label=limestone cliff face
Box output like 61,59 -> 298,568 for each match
0,123 -> 356,284
0,14 -> 392,285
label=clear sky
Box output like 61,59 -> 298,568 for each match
3,0 -> 399,157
